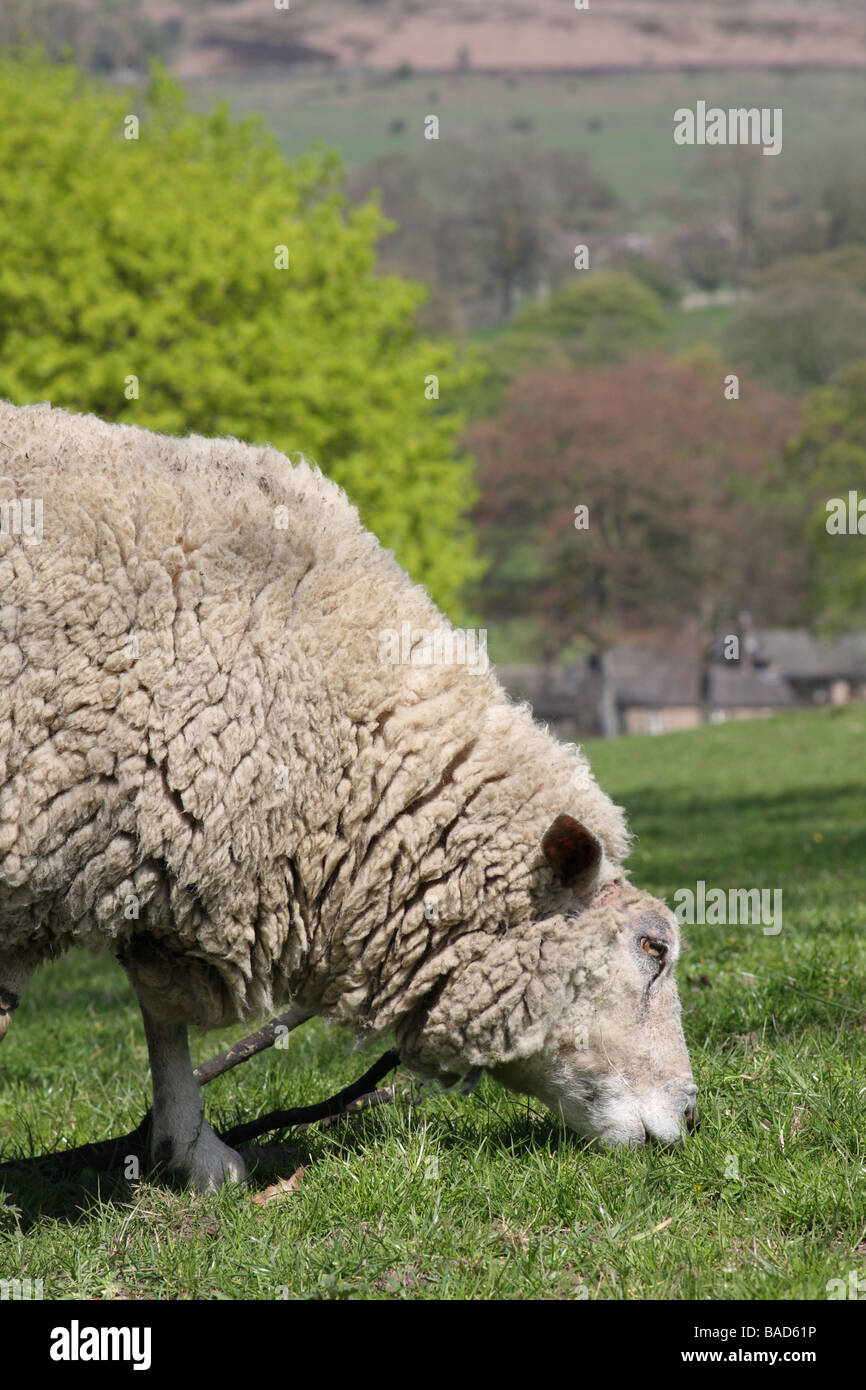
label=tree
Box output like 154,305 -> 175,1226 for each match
436,147 -> 618,324
725,246 -> 866,393
513,272 -> 668,363
0,0 -> 181,73
348,145 -> 618,330
785,362 -> 866,632
748,245 -> 866,295
465,355 -> 804,660
459,272 -> 670,422
0,51 -> 481,615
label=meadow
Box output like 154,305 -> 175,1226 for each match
1,705 -> 863,1300
189,67 -> 866,230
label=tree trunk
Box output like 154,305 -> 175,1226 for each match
598,650 -> 619,738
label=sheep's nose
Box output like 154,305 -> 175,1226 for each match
682,1085 -> 699,1133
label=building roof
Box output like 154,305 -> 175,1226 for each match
709,665 -> 800,709
753,628 -> 866,680
496,627 -> 866,728
603,645 -> 701,708
496,662 -> 601,722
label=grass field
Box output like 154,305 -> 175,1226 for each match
1,705 -> 864,1300
188,68 -> 866,231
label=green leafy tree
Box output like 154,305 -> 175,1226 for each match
786,362 -> 866,631
0,52 -> 480,614
462,272 -> 669,420
513,272 -> 668,362
726,246 -> 866,392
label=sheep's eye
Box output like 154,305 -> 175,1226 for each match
641,937 -> 667,962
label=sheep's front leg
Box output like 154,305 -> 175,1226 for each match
139,1003 -> 247,1191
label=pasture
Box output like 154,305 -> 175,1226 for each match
0,704 -> 863,1300
189,68 -> 866,230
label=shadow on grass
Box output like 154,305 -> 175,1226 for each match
0,1087 -> 588,1231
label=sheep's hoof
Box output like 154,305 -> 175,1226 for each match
186,1126 -> 248,1191
154,1122 -> 248,1191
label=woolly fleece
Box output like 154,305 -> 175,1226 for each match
0,402 -> 632,1073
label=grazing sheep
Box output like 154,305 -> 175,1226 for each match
0,402 -> 696,1189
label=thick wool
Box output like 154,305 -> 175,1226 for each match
0,401 -> 631,1072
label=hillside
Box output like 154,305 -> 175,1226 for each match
15,1 -> 866,78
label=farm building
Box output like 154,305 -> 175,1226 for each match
496,628 -> 866,738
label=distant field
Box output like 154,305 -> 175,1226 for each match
669,302 -> 734,354
1,706 -> 864,1299
469,301 -> 733,355
188,68 -> 866,228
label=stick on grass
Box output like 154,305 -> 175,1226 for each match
0,1008 -> 400,1180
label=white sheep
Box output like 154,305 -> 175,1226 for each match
0,402 -> 696,1188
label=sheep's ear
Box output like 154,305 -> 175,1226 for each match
541,814 -> 603,888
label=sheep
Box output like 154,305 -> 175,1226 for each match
0,401 -> 696,1189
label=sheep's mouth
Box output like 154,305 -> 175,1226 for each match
590,1123 -> 648,1148
641,1117 -> 696,1149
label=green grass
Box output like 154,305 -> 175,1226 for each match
670,302 -> 735,354
1,705 -> 864,1299
188,68 -> 866,230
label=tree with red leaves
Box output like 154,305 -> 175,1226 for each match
466,354 -> 804,660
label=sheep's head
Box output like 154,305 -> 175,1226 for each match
401,815 -> 696,1147
490,815 -> 697,1146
